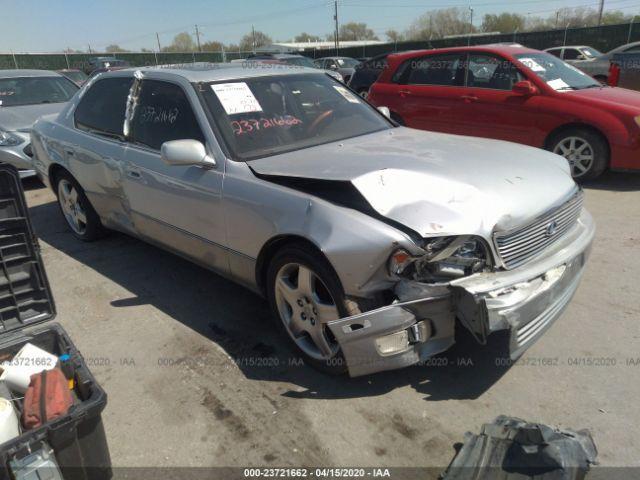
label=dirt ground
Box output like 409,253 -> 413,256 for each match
22,171 -> 640,473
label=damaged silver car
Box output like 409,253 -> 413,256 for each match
30,64 -> 595,376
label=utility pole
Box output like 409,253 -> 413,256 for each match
597,0 -> 605,26
195,25 -> 202,52
156,33 -> 161,52
468,6 -> 474,46
555,10 -> 560,29
10,50 -> 18,69
88,44 -> 92,55
334,0 -> 340,55
563,22 -> 571,46
252,25 -> 257,54
629,16 -> 638,43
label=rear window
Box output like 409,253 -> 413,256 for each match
74,77 -> 133,138
0,76 -> 78,107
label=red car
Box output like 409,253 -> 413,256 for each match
368,45 -> 640,180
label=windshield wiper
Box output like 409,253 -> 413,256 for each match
575,84 -> 603,90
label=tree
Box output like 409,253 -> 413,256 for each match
105,44 -> 129,53
338,22 -> 379,41
481,13 -> 525,33
239,30 -> 272,52
405,8 -> 474,40
201,40 -> 224,52
162,32 -> 195,52
294,32 -> 322,43
385,29 -> 404,42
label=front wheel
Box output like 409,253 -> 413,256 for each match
266,245 -> 352,375
548,128 -> 608,181
55,172 -> 105,241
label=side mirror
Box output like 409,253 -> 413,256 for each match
577,54 -> 587,60
161,139 -> 215,168
329,64 -> 338,70
512,80 -> 538,96
377,106 -> 391,119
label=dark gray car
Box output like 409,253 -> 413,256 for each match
550,41 -> 640,82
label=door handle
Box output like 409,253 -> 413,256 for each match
126,168 -> 141,179
461,95 -> 478,103
398,89 -> 412,97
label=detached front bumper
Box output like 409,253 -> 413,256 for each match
328,209 -> 595,377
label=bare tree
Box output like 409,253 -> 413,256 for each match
162,32 -> 196,52
338,22 -> 379,41
385,29 -> 404,42
105,44 -> 129,53
201,41 -> 224,52
294,32 -> 322,43
405,8 -> 474,40
239,30 -> 272,52
481,13 -> 525,33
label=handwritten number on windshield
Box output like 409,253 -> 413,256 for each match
231,115 -> 303,135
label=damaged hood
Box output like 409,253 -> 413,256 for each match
250,128 -> 577,237
0,103 -> 66,132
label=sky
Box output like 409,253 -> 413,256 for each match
2,0 -> 640,53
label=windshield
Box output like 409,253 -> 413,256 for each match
202,73 -> 391,160
514,53 -> 600,91
0,76 -> 78,107
336,58 -> 360,68
582,47 -> 602,58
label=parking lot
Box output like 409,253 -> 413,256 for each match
21,170 -> 639,472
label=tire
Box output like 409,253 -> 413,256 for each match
266,244 -> 355,375
358,88 -> 369,100
54,171 -> 106,241
547,128 -> 608,181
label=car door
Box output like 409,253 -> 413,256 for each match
70,75 -> 134,230
386,52 -> 473,133
122,77 -> 228,274
462,53 -> 540,145
562,48 -> 583,66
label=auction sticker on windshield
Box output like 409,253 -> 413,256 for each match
547,78 -> 570,91
518,57 -> 546,72
211,82 -> 263,115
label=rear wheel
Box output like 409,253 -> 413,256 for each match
267,245 -> 352,375
548,128 -> 608,181
54,172 -> 105,241
358,88 -> 369,99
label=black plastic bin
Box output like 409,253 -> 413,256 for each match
0,164 -> 111,480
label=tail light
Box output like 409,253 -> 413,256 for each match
608,62 -> 620,87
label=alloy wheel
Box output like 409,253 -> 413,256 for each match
553,136 -> 595,178
58,179 -> 88,235
274,263 -> 340,361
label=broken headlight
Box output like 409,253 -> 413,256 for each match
389,236 -> 491,281
0,130 -> 22,147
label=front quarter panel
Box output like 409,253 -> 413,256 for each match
222,161 -> 419,297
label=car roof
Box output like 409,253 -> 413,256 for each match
0,69 -> 63,78
546,45 -> 591,50
389,45 -> 541,60
103,62 -> 323,83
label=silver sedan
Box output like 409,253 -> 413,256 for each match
0,70 -> 78,178
31,64 -> 594,376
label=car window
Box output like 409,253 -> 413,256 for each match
74,76 -> 133,138
130,80 -> 205,151
0,76 -> 77,107
467,54 -> 523,90
563,49 -> 581,60
547,49 -> 562,58
625,46 -> 640,53
397,54 -> 466,86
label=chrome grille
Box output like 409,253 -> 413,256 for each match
494,190 -> 584,269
